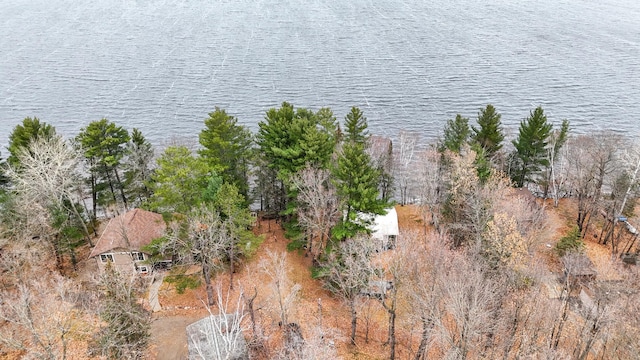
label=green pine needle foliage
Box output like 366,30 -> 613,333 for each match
555,226 -> 584,256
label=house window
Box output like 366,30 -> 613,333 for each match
138,266 -> 149,274
131,252 -> 145,261
100,254 -> 114,263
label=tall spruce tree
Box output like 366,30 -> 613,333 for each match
344,106 -> 369,144
511,106 -> 553,187
332,107 -> 389,241
472,104 -> 504,158
199,107 -> 253,198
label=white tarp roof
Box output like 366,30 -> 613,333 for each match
370,207 -> 399,240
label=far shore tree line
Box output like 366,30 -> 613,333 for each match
1,103 -> 640,359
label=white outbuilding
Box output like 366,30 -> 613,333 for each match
370,207 -> 399,250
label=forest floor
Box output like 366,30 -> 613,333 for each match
148,210 -> 425,360
145,198 -> 626,359
1,196 -> 630,360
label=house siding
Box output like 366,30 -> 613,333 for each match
96,251 -> 147,274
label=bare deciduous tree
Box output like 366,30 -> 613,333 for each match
5,135 -> 92,269
393,130 -> 420,205
188,283 -> 249,360
436,256 -> 503,360
402,231 -> 448,360
0,273 -> 90,360
416,148 -> 443,234
444,147 -> 511,250
165,207 -> 230,306
321,235 -> 376,346
260,251 -> 301,331
367,135 -> 394,201
291,165 -> 340,260
482,212 -> 529,270
565,133 -> 620,238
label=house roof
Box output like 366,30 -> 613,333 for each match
371,207 -> 399,240
562,253 -> 597,277
89,209 -> 166,258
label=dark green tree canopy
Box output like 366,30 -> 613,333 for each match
440,114 -> 470,154
148,145 -> 211,215
332,107 -> 389,240
7,117 -> 57,167
76,118 -> 131,211
472,104 -> 504,157
256,102 -> 338,217
344,106 -> 369,145
76,119 -> 130,168
511,106 -> 553,187
198,107 -> 253,197
257,102 -> 337,178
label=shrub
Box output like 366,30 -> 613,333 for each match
555,226 -> 584,256
165,274 -> 201,294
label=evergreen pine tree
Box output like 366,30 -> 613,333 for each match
344,106 -> 369,144
199,107 -> 253,198
511,107 -> 553,187
439,114 -> 469,153
148,146 -> 211,214
332,107 -> 389,241
7,117 -> 57,167
76,119 -> 131,212
256,102 -> 338,216
472,104 -> 504,157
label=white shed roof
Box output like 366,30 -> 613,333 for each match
370,207 -> 399,240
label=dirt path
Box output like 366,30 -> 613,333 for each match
149,314 -> 206,360
148,273 -> 164,312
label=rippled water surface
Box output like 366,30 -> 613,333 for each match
1,0 -> 639,147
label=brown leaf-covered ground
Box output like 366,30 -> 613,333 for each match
2,198 -> 625,360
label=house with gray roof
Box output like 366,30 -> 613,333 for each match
89,208 -> 166,274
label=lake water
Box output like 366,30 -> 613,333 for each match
1,0 -> 640,149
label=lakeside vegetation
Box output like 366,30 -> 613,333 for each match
1,103 -> 639,359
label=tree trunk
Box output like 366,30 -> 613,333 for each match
67,198 -> 93,247
414,317 -> 433,360
577,193 -> 589,237
245,287 -> 258,341
381,286 -> 398,360
203,262 -> 214,306
53,238 -> 64,271
229,239 -> 235,290
90,172 -> 98,223
104,169 -> 119,212
350,299 -> 357,346
69,247 -> 78,271
113,167 -> 128,210
388,308 -> 397,360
